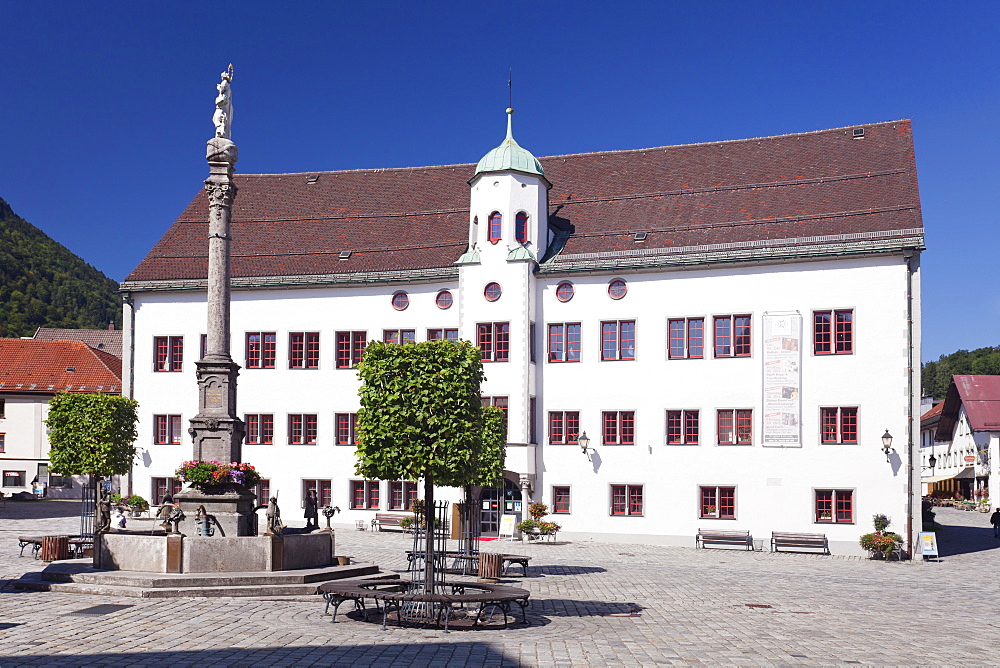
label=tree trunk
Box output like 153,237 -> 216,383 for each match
423,476 -> 434,593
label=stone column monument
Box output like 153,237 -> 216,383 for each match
188,63 -> 245,464
177,65 -> 255,537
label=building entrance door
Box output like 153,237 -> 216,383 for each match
479,478 -> 522,536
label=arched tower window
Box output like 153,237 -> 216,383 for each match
488,212 -> 502,244
515,212 -> 528,244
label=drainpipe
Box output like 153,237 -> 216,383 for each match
123,291 -> 136,497
904,250 -> 916,558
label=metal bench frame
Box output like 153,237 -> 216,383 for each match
695,528 -> 753,550
771,531 -> 830,554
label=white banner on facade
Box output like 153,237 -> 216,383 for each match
762,312 -> 802,447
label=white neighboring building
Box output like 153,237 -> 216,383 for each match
0,339 -> 122,498
922,376 -> 1000,504
122,114 -> 925,555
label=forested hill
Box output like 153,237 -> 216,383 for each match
923,346 -> 1000,400
0,197 -> 122,338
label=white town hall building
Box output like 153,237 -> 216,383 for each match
122,110 -> 924,555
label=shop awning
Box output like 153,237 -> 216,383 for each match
922,467 -> 975,483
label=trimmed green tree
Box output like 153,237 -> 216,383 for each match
45,393 -> 139,528
355,340 -> 505,589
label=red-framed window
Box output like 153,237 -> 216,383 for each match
717,409 -> 753,445
602,411 -> 635,445
714,315 -> 751,357
700,486 -> 736,519
484,282 -> 502,302
610,484 -> 643,515
335,413 -> 358,446
288,414 -> 317,445
254,479 -> 270,503
820,407 -> 858,444
529,396 -> 536,443
477,322 -> 510,361
350,480 -> 380,509
530,322 -> 536,363
608,279 -> 628,300
668,318 -> 704,359
814,310 -> 854,354
488,212 -> 502,244
303,479 -> 332,507
289,332 -> 320,369
246,332 -> 277,368
552,486 -> 571,514
666,410 -> 699,445
383,330 -> 416,345
244,414 -> 274,445
153,415 -> 182,445
427,328 -> 459,341
548,411 -> 581,444
391,291 -> 409,311
815,489 -> 854,523
482,396 -> 509,430
154,336 -> 184,372
555,282 -> 574,302
515,212 -> 528,243
335,331 -> 367,368
436,290 -> 454,309
388,481 -> 418,510
548,323 -> 581,362
601,321 -> 636,361
152,477 -> 183,505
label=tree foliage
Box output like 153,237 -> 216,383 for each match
922,346 -> 1000,399
0,197 -> 122,338
355,340 -> 497,486
45,393 -> 139,475
470,405 -> 507,487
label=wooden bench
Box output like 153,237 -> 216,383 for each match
404,550 -> 532,577
371,513 -> 408,531
771,531 -> 829,554
319,575 -> 530,630
695,528 -> 753,550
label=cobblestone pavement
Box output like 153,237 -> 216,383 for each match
1,500 -> 998,666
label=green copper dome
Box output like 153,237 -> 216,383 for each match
474,108 -> 545,178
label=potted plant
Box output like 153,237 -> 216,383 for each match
859,513 -> 903,561
517,503 -> 561,540
123,494 -> 149,516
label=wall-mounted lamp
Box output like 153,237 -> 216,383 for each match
579,431 -> 593,458
881,430 -> 894,462
922,454 -> 937,472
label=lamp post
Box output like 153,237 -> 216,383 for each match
881,430 -> 893,462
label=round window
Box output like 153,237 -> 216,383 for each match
391,291 -> 409,310
555,281 -> 575,302
436,290 -> 454,309
484,282 -> 502,302
608,279 -> 628,300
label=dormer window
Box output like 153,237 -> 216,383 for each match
488,212 -> 502,244
515,212 -> 528,244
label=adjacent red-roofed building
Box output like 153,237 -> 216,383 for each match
122,113 -> 925,554
0,339 -> 122,498
922,376 -> 1000,503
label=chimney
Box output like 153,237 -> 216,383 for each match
108,322 -> 115,331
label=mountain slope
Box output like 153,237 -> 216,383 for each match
0,197 -> 121,338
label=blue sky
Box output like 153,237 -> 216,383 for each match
1,2 -> 996,362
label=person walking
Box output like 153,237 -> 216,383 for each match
991,507 -> 1000,539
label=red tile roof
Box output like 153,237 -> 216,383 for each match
33,327 -> 123,358
124,120 -> 923,285
0,339 -> 122,394
937,375 -> 1000,439
920,400 -> 944,422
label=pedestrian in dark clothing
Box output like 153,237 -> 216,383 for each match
991,508 -> 1000,539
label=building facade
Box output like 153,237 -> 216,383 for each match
123,115 -> 924,555
0,339 -> 122,498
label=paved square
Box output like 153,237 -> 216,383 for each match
1,501 -> 997,666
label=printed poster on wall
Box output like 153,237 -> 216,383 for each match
762,313 -> 802,447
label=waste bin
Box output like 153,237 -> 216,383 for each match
478,552 -> 502,581
40,535 -> 70,561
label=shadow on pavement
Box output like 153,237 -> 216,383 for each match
3,643 -> 518,666
934,522 -> 1000,558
